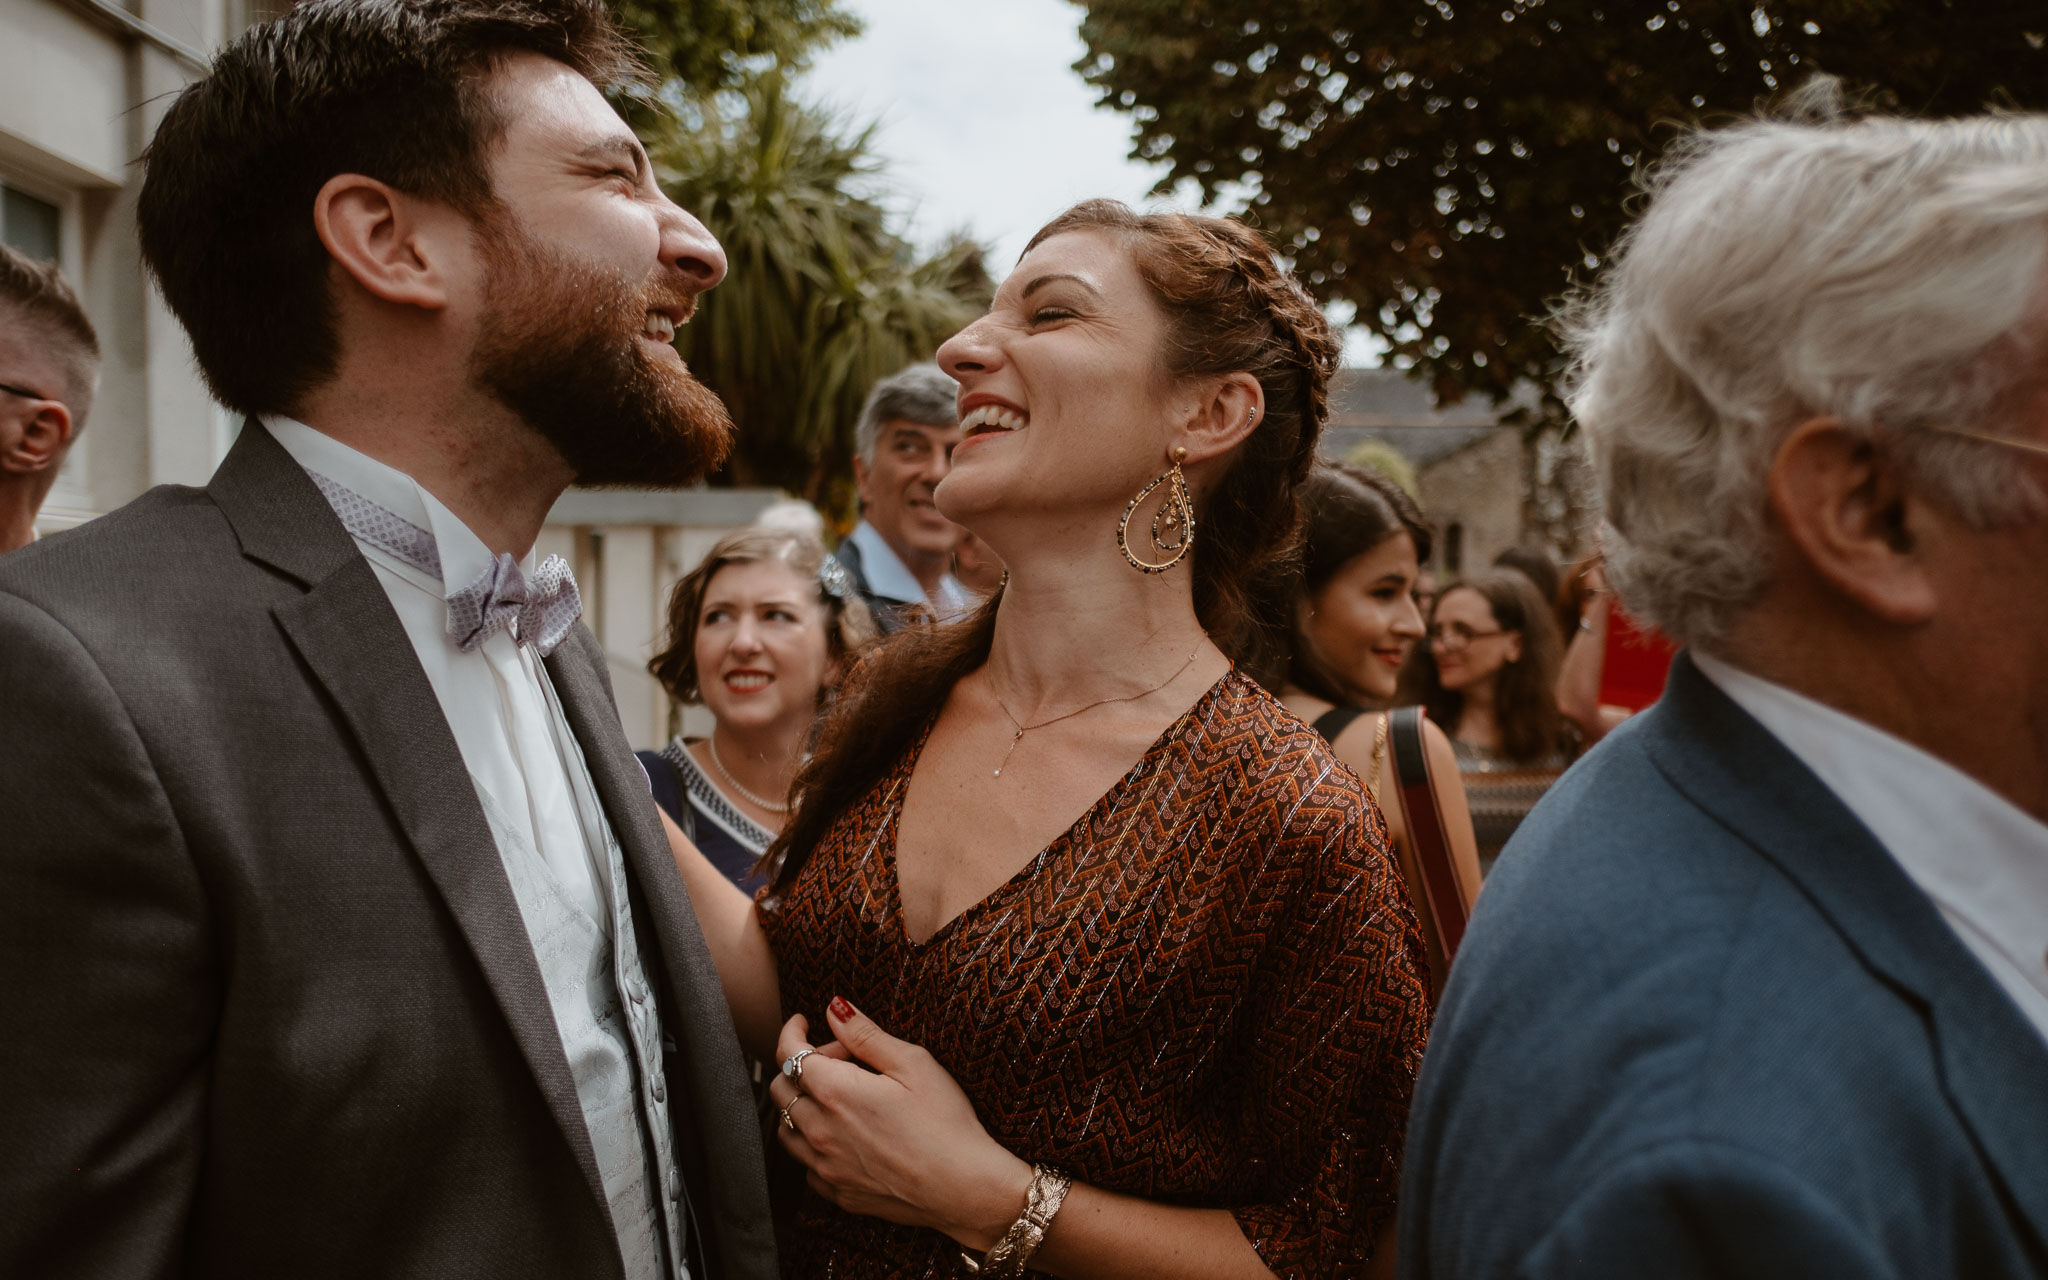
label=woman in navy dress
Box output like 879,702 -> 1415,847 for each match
639,526 -> 877,891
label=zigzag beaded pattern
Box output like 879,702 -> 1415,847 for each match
757,671 -> 1432,1278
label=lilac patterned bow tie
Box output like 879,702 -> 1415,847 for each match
444,551 -> 583,656
309,470 -> 583,657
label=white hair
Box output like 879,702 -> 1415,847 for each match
1558,80 -> 2048,647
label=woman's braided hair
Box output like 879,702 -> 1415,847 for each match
1025,200 -> 1340,657
762,200 -> 1338,889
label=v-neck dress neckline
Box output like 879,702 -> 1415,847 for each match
753,668 -> 1433,1280
880,669 -> 1233,950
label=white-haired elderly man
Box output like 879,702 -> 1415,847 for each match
1400,87 -> 2048,1279
831,362 -> 972,632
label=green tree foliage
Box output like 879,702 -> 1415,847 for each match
1343,438 -> 1419,498
1074,1 -> 2048,414
648,71 -> 991,505
612,0 -> 860,94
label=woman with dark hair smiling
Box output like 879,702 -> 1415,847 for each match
1263,461 -> 1481,990
1400,568 -> 1575,872
661,200 -> 1430,1278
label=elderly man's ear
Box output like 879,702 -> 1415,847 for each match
1768,417 -> 1940,625
0,398 -> 74,476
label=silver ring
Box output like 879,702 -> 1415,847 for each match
780,1047 -> 816,1090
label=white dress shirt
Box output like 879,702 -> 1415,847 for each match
264,418 -> 685,1278
844,519 -> 973,621
1695,652 -> 2048,1045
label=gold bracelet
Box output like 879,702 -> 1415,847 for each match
960,1164 -> 1072,1278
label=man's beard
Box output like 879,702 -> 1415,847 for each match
469,218 -> 732,487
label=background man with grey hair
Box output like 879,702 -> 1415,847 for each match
1401,89 -> 2048,1279
833,361 -> 971,631
0,244 -> 97,552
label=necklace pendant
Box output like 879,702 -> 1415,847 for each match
992,767 -> 1002,777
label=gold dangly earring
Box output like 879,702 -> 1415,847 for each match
1118,446 -> 1195,574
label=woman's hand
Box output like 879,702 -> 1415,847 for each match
767,999 -> 1032,1250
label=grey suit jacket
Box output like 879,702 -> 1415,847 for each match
0,425 -> 776,1279
1399,654 -> 2048,1278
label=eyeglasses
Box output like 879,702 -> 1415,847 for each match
1927,425 -> 2048,460
0,380 -> 51,402
1428,623 -> 1510,649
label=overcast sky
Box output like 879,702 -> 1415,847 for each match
801,0 -> 1378,363
801,0 -> 1178,273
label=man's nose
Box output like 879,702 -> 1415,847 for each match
657,195 -> 727,291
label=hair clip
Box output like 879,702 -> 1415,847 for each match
817,555 -> 853,602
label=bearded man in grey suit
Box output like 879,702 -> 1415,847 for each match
0,2 -> 775,1277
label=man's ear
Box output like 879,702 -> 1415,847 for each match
1177,373 -> 1264,469
851,454 -> 873,508
312,173 -> 457,311
1768,417 -> 1938,625
0,400 -> 74,476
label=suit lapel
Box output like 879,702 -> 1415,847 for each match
544,627 -> 775,1268
1644,654 -> 2048,1250
210,425 -> 612,1222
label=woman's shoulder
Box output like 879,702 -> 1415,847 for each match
1195,672 -> 1377,815
1182,676 -> 1398,901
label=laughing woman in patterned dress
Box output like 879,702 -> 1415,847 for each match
661,200 -> 1432,1279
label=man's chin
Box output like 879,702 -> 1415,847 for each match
572,416 -> 732,488
549,358 -> 735,488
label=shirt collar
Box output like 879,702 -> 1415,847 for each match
1693,650 -> 2048,988
261,415 -> 515,600
846,519 -> 973,620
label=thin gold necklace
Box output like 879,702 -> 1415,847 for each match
706,734 -> 791,813
987,641 -> 1206,779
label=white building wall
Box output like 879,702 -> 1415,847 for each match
2,0 -> 222,533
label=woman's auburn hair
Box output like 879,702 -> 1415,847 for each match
646,525 -> 878,707
1398,567 -> 1572,764
760,200 -> 1339,889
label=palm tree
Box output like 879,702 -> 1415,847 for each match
649,70 -> 990,508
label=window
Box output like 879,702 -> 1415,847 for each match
1443,521 -> 1464,574
1,183 -> 61,261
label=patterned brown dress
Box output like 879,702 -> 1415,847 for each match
756,670 -> 1432,1278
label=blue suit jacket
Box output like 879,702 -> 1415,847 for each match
1399,653 -> 2048,1278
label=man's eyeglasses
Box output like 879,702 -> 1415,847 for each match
1428,623 -> 1510,650
0,381 -> 51,402
1927,425 -> 2048,460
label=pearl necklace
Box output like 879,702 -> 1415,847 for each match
706,735 -> 791,813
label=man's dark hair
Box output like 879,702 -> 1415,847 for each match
137,0 -> 646,418
0,242 -> 100,426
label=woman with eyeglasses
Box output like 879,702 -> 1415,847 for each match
1399,568 -> 1575,873
1260,461 -> 1481,991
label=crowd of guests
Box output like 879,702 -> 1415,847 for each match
2,2 -> 2045,1278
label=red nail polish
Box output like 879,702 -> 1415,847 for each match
829,996 -> 855,1021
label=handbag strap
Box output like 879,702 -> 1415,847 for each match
1389,706 -> 1469,961
1310,703 -> 1370,745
